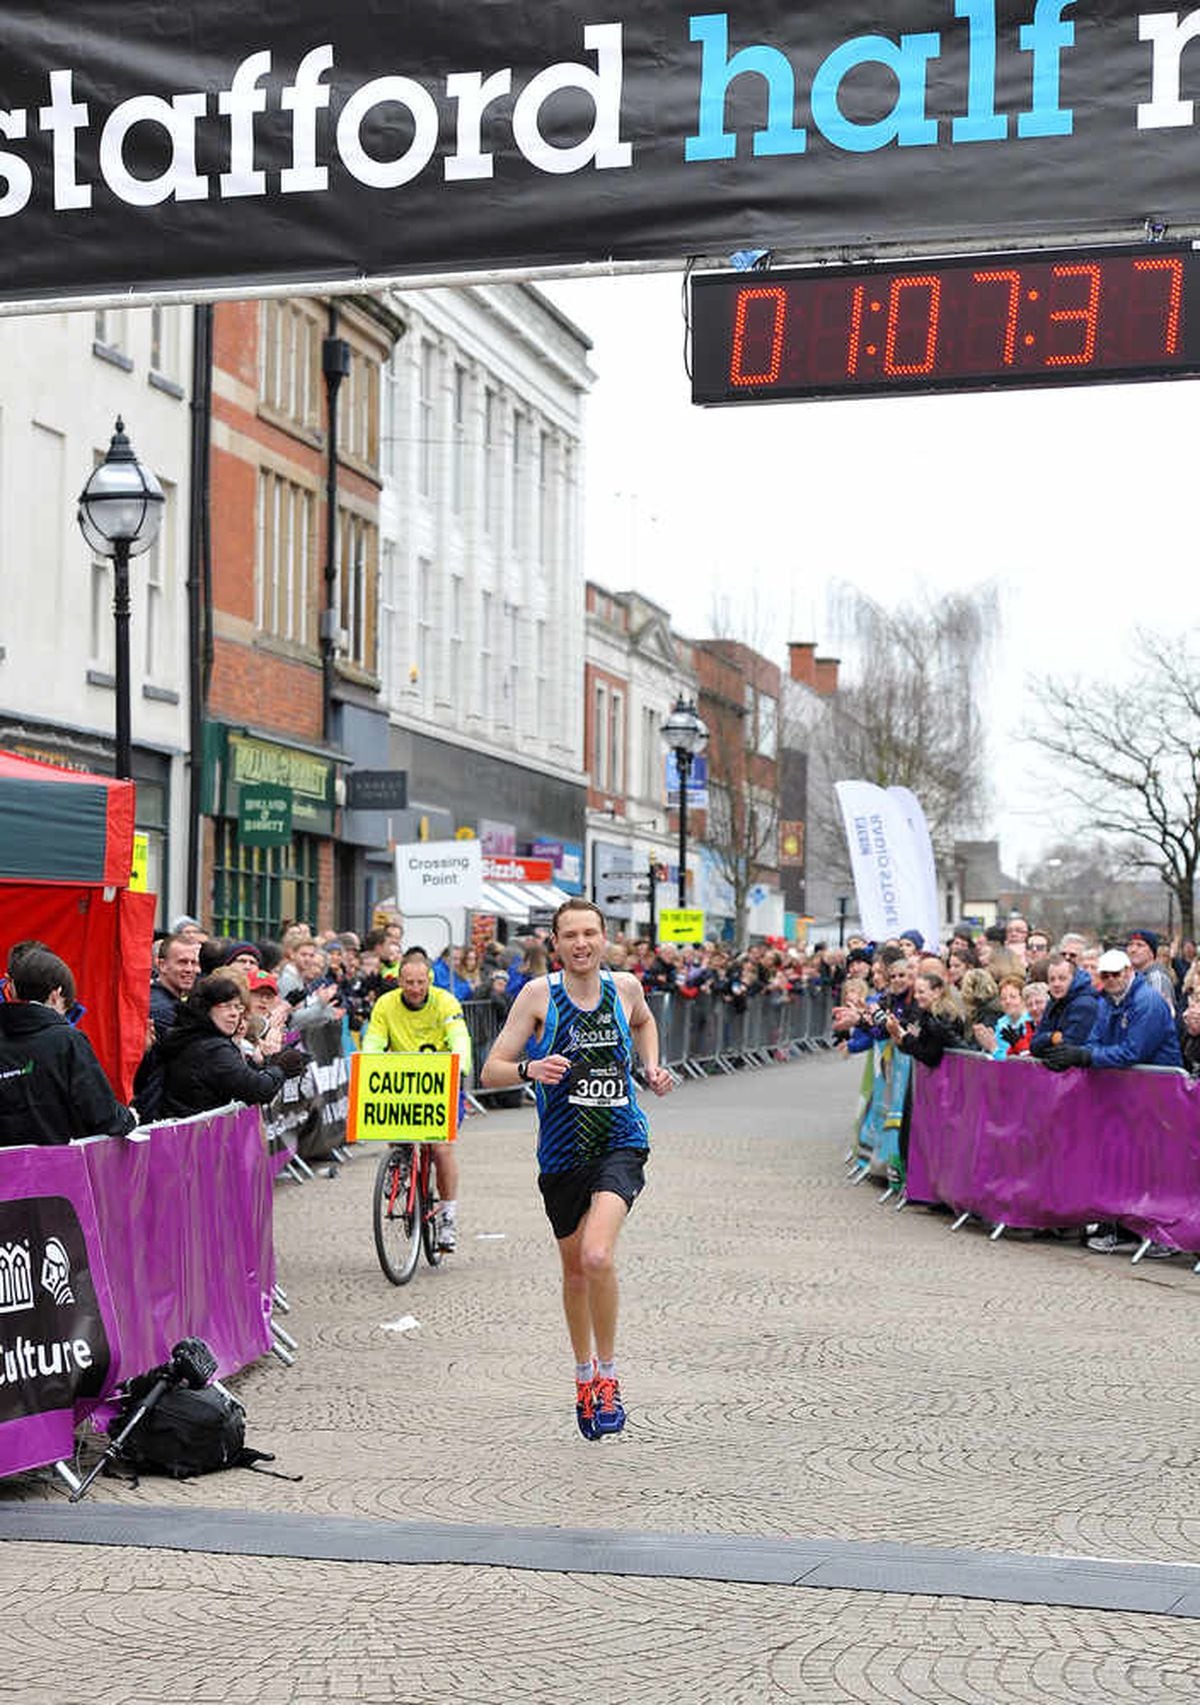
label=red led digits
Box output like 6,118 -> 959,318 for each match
882,275 -> 941,376
729,286 -> 787,387
692,244 -> 1200,405
1046,264 -> 1101,366
846,284 -> 865,376
973,270 -> 1022,365
1133,256 -> 1183,354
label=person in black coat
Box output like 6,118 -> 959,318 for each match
0,947 -> 136,1146
887,969 -> 968,1069
1028,955 -> 1100,1057
159,975 -> 306,1118
1179,989 -> 1200,1076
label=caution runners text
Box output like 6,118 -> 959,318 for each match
348,1052 -> 460,1143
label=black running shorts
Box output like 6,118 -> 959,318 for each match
538,1149 -> 648,1241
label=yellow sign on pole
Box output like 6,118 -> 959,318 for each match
348,1052 -> 461,1143
658,908 -> 705,944
129,832 -> 149,892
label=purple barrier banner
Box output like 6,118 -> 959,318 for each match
0,1106 -> 275,1479
0,1146 -> 120,1478
908,1054 -> 1200,1249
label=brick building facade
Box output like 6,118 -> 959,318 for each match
201,295 -> 401,934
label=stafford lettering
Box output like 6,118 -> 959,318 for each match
0,6 -> 1182,226
0,26 -> 630,218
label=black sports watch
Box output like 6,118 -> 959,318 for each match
517,1059 -> 530,1082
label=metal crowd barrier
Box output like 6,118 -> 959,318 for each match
646,985 -> 834,1077
459,984 -> 833,1100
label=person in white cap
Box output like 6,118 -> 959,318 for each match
1039,947 -> 1182,1074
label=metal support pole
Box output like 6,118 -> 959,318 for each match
321,316 -> 350,746
112,538 -> 132,780
676,749 -> 689,907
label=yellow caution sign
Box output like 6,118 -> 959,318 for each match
348,1052 -> 460,1143
658,908 -> 705,944
129,832 -> 150,892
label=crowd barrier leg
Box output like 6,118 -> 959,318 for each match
270,1318 -> 299,1353
950,1211 -> 972,1231
52,1459 -> 83,1495
272,1283 -> 290,1313
989,1222 -> 1007,1241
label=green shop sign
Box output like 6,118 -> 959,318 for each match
239,785 -> 294,847
202,723 -> 336,837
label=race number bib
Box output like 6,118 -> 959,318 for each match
566,1060 -> 628,1108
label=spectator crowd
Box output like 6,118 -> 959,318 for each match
832,914 -> 1199,1255
4,902 -> 1198,1258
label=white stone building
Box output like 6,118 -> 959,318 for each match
584,583 -> 698,933
354,283 -> 591,926
0,304 -> 194,919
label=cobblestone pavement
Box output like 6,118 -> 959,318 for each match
3,1053 -> 1200,1701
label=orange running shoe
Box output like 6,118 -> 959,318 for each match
592,1374 -> 626,1436
575,1373 -> 598,1441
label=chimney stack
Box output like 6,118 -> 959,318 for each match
788,641 -> 817,688
813,656 -> 840,696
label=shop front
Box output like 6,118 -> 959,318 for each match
201,721 -> 337,936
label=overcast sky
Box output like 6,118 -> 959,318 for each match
544,270 -> 1190,877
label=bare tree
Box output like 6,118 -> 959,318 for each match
1027,632 -> 1200,940
1012,838 -> 1151,941
810,582 -> 997,872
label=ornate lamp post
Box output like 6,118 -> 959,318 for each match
77,419 -> 164,780
660,695 -> 709,908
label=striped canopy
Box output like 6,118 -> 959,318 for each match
0,752 -> 135,886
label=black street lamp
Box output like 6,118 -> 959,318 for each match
77,419 -> 164,780
660,695 -> 709,908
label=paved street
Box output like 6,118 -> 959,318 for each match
3,1051 -> 1200,1701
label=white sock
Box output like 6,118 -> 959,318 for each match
441,1199 -> 457,1222
575,1360 -> 594,1385
597,1358 -> 617,1380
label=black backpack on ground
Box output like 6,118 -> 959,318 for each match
110,1385 -> 288,1480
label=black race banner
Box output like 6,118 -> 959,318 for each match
1,3 -> 1198,308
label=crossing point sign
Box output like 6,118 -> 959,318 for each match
658,908 -> 705,945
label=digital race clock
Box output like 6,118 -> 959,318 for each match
689,244 -> 1200,405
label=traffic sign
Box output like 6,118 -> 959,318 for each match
658,908 -> 705,944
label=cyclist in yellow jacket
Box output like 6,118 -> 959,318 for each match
363,947 -> 472,1250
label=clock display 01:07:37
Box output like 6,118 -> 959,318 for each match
688,246 -> 1200,404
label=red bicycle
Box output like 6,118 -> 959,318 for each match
372,1142 -> 444,1285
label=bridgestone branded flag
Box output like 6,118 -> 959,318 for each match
835,780 -> 941,950
1,3 -> 1199,309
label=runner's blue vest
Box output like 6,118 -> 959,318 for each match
528,970 -> 649,1173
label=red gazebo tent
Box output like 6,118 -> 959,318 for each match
0,751 -> 154,1100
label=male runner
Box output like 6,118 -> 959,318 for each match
362,946 -> 472,1250
480,898 -> 673,1439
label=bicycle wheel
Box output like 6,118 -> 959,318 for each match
373,1145 -> 422,1285
421,1149 -> 444,1268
